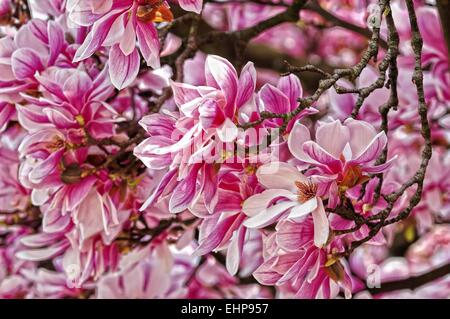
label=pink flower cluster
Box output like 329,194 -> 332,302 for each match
0,0 -> 449,299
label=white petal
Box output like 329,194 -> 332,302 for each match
312,200 -> 329,247
288,198 -> 318,219
243,201 -> 297,229
256,162 -> 305,191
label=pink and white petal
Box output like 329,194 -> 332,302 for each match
29,149 -> 65,184
11,48 -> 44,80
302,141 -> 342,172
16,241 -> 69,262
139,168 -> 178,211
242,189 -> 296,217
258,84 -> 290,114
178,0 -> 203,14
194,214 -> 240,256
199,98 -> 225,129
350,131 -> 387,164
136,21 -> 160,69
363,155 -> 397,174
345,118 -> 378,158
160,33 -> 182,57
170,81 -> 202,107
243,200 -> 297,229
62,71 -> 93,108
47,20 -> 65,66
256,162 -> 303,191
66,176 -> 98,211
315,120 -> 350,158
236,61 -> 256,108
73,189 -> 104,241
205,55 -> 238,117
119,15 -> 137,56
226,227 -> 246,275
277,74 -> 303,110
288,198 -> 318,219
169,164 -> 201,213
151,124 -> 198,155
73,8 -> 126,62
276,218 -> 314,251
217,118 -> 238,142
311,200 -> 329,248
43,108 -> 77,129
20,232 -> 62,248
109,45 -> 140,89
253,257 -> 283,285
287,121 -> 312,162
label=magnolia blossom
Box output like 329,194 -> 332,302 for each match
254,218 -> 353,299
67,0 -> 173,89
288,118 -> 397,207
243,162 -> 331,248
0,0 -> 448,301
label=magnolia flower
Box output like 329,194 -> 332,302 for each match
243,162 -> 331,248
0,19 -> 67,104
253,218 -> 353,299
135,55 -> 257,214
67,0 -> 174,89
288,118 -> 397,207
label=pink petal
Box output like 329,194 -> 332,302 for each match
276,218 -> 314,252
216,118 -> 238,142
63,71 -> 93,109
198,98 -> 225,129
16,241 -> 69,262
236,61 -> 256,108
136,21 -> 160,69
43,108 -> 77,129
29,149 -> 65,183
205,55 -> 238,117
178,0 -> 203,14
11,48 -> 44,80
345,118 -> 377,158
73,8 -> 126,62
194,214 -> 241,256
253,257 -> 283,285
363,155 -> 397,174
120,15 -> 137,56
302,141 -> 343,173
315,120 -> 350,158
170,81 -> 201,107
73,189 -> 104,240
350,131 -> 387,165
278,74 -> 303,110
66,176 -> 98,211
47,20 -> 65,65
169,164 -> 201,213
109,45 -> 140,89
140,168 -> 178,211
259,84 -> 290,114
287,121 -> 312,162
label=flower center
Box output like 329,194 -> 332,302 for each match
295,180 -> 318,203
340,164 -> 369,190
137,1 -> 173,23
